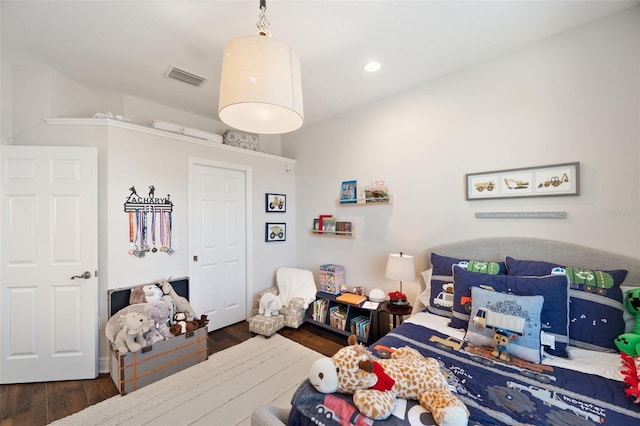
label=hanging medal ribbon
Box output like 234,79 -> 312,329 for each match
143,207 -> 149,252
160,210 -> 167,252
128,211 -> 135,255
151,205 -> 157,253
141,208 -> 147,256
136,210 -> 145,257
167,211 -> 174,255
133,211 -> 140,256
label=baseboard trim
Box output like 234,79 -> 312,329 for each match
99,356 -> 110,374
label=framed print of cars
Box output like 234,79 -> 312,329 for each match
265,193 -> 286,212
265,222 -> 286,242
465,162 -> 579,200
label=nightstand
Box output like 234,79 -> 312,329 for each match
382,302 -> 413,328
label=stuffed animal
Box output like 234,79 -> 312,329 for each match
129,283 -> 174,331
114,312 -> 152,354
258,292 -> 282,317
144,301 -> 173,343
169,312 -> 198,336
157,278 -> 196,323
195,314 -> 210,329
130,283 -> 164,304
492,328 -> 512,361
616,288 -> 640,355
309,336 -> 469,425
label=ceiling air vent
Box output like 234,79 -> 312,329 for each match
165,66 -> 207,87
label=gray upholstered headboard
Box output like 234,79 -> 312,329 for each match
414,237 -> 640,312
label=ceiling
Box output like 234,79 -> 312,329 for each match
2,0 -> 638,129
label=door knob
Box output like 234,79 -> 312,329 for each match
71,271 -> 91,280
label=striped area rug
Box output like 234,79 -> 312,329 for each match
50,334 -> 323,426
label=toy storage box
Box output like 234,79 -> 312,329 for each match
108,277 -> 208,395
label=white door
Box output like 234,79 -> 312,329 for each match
0,146 -> 98,383
189,160 -> 247,331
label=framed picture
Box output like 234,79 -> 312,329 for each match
340,180 -> 357,204
465,162 -> 580,200
265,193 -> 286,212
265,222 -> 286,242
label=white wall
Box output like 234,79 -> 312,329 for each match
102,124 -> 296,293
283,8 -> 640,306
11,120 -> 296,368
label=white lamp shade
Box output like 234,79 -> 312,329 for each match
218,35 -> 304,135
384,253 -> 416,282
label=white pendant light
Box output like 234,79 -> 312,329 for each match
218,1 -> 304,135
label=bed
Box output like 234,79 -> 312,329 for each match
288,237 -> 640,425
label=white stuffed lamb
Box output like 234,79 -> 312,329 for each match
259,292 -> 282,317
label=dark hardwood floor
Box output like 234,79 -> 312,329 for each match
0,321 -> 346,426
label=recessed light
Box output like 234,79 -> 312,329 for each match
364,61 -> 381,73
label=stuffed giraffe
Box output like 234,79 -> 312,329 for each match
309,335 -> 469,425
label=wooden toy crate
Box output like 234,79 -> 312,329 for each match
107,277 -> 208,395
109,327 -> 208,395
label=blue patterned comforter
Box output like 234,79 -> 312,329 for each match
290,323 -> 640,425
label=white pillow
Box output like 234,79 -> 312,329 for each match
416,268 -> 433,309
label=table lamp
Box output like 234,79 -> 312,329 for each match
385,252 -> 415,305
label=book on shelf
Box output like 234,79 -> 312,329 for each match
329,305 -> 348,330
311,298 -> 329,323
335,221 -> 352,236
336,292 -> 366,305
317,214 -> 333,234
340,180 -> 357,204
350,316 -> 370,340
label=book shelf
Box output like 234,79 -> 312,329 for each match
310,230 -> 355,238
337,195 -> 393,206
311,216 -> 354,238
307,292 -> 390,344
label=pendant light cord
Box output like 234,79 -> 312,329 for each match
256,1 -> 272,37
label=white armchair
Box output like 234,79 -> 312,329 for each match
255,267 -> 316,329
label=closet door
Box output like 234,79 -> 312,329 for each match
189,159 -> 248,331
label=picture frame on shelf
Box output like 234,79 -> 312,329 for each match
265,193 -> 286,212
465,162 -> 580,201
364,184 -> 389,203
340,180 -> 357,204
265,222 -> 286,242
322,217 -> 337,234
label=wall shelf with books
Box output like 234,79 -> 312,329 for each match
311,215 -> 354,237
337,195 -> 393,206
339,180 -> 391,206
310,230 -> 355,238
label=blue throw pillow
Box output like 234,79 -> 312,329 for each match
451,266 -> 570,358
505,256 -> 627,352
465,287 -> 544,363
427,252 -> 506,318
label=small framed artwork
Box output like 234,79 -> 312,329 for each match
265,222 -> 286,242
340,180 -> 357,204
465,162 -> 580,200
265,193 -> 286,212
